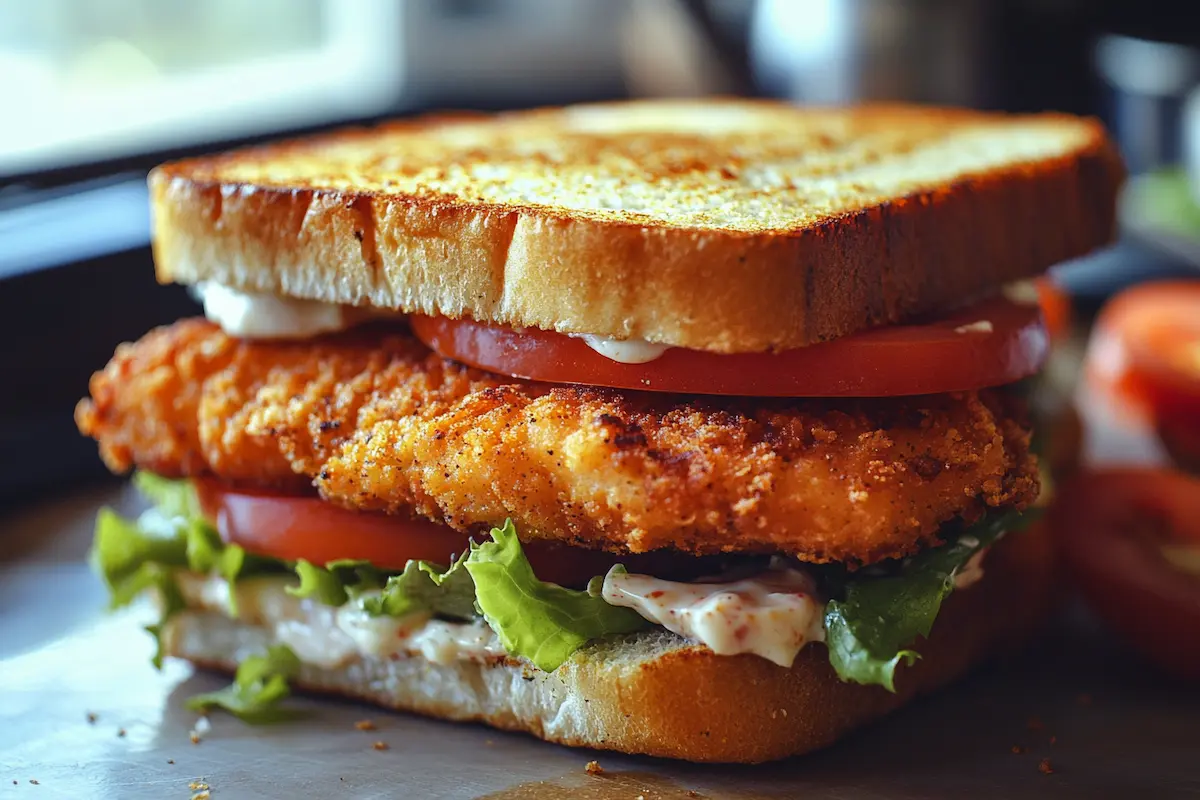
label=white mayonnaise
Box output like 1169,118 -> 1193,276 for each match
952,548 -> 989,590
601,566 -> 826,667
573,333 -> 671,364
177,576 -> 504,669
953,320 -> 995,335
194,282 -> 351,339
195,281 -> 674,363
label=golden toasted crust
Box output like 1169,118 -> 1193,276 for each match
150,100 -> 1123,353
167,517 -> 1056,763
76,319 -> 1038,565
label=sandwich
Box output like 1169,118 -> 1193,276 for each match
75,100 -> 1122,763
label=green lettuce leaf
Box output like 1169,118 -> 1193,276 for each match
92,507 -> 189,601
362,551 -> 476,620
465,520 -> 649,672
287,559 -> 386,606
91,507 -> 191,669
823,510 -> 1035,691
133,471 -> 202,520
185,644 -> 302,722
184,518 -> 248,615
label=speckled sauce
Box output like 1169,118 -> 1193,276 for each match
601,566 -> 826,667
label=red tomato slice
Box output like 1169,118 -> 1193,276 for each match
1034,277 -> 1072,343
410,295 -> 1048,397
1053,468 -> 1200,680
1086,281 -> 1200,468
195,480 -> 708,589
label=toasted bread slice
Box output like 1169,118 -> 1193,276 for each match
163,518 -> 1055,764
150,100 -> 1122,353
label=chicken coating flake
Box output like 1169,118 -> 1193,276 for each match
76,319 -> 1038,565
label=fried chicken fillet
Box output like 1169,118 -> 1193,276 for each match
76,320 -> 1038,566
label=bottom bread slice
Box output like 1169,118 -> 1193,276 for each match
163,520 -> 1055,763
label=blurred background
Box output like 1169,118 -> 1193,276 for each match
2,0 -> 1200,500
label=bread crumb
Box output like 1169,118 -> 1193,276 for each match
190,732 -> 201,745
372,741 -> 389,751
1039,758 -> 1054,775
86,712 -> 97,724
355,719 -> 377,731
687,792 -> 700,798
188,781 -> 210,791
117,728 -> 126,738
192,792 -> 211,800
1026,716 -> 1044,732
584,760 -> 603,776
168,759 -> 175,765
1011,745 -> 1026,755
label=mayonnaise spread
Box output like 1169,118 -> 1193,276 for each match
196,282 -> 672,363
572,334 -> 670,364
176,575 -> 504,669
601,566 -> 826,667
194,282 -> 352,339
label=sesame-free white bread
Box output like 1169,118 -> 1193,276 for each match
163,519 -> 1055,763
150,100 -> 1122,353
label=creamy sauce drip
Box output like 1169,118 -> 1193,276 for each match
601,566 -> 826,667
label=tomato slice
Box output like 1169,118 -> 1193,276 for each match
1053,468 -> 1200,680
194,480 -> 711,589
1085,281 -> 1200,468
411,295 -> 1047,397
1034,277 -> 1072,343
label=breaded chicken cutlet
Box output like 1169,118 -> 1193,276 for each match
76,100 -> 1122,762
77,320 -> 1038,566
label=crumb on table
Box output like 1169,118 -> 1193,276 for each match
1011,745 -> 1026,755
355,719 -> 377,731
1039,758 -> 1055,775
372,741 -> 389,751
584,760 -> 603,776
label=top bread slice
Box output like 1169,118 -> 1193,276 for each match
150,100 -> 1123,353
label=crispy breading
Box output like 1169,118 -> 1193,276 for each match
76,320 -> 1038,565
